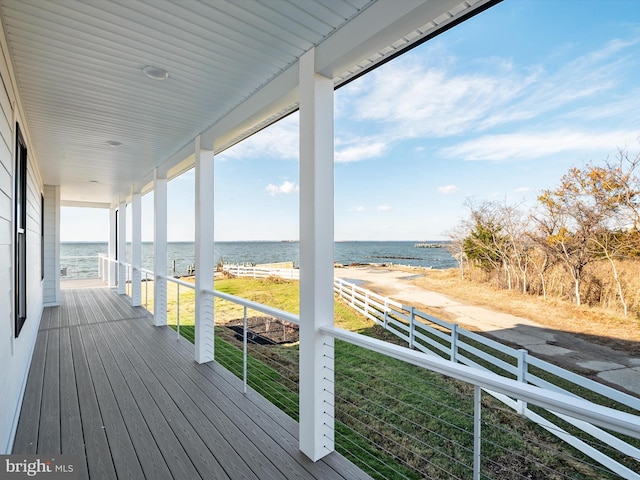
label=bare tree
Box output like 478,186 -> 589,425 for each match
446,224 -> 469,279
532,166 -> 613,306
499,199 -> 532,293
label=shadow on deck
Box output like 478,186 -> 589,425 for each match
14,287 -> 370,480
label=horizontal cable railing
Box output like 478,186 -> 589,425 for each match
330,277 -> 640,478
111,262 -> 640,478
225,265 -> 640,477
325,326 -> 640,480
60,255 -> 101,279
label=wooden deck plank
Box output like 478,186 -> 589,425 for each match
120,319 -> 336,480
59,326 -> 89,480
78,323 -> 145,480
113,318 -> 295,480
51,305 -> 61,329
127,318 -> 369,480
39,306 -> 51,331
38,328 -> 60,454
82,323 -> 173,480
98,319 -> 233,480
13,329 -> 48,454
16,287 -> 371,480
63,290 -> 78,327
68,327 -> 118,479
90,320 -> 203,480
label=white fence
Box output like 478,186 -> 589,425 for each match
224,264 -> 640,478
223,263 -> 300,280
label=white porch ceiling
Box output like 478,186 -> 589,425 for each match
0,0 -> 498,206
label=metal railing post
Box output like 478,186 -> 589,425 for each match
474,385 -> 481,480
177,283 -> 181,339
243,306 -> 248,395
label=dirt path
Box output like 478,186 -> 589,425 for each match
334,266 -> 640,397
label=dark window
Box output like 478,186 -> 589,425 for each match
15,124 -> 27,337
41,193 -> 44,281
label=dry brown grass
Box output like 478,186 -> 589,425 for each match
405,267 -> 640,349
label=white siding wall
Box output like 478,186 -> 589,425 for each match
43,185 -> 59,306
0,39 -> 44,452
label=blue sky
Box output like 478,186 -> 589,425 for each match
61,0 -> 640,242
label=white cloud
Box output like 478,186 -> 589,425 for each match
266,180 -> 299,196
339,36 -> 639,145
377,204 -> 392,212
514,187 -> 531,193
348,62 -> 523,138
439,129 -> 639,162
350,206 -> 365,212
335,138 -> 387,163
219,114 -> 299,160
438,185 -> 459,195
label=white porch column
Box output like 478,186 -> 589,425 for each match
117,199 -> 127,295
154,169 -> 168,326
108,206 -> 117,287
131,189 -> 142,306
42,185 -> 60,306
194,136 -> 215,364
298,47 -> 335,461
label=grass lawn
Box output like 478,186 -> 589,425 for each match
149,277 -> 633,479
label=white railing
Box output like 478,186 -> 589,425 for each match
103,259 -> 640,477
224,265 -> 640,478
332,277 -> 640,479
60,255 -> 101,278
166,276 -> 195,339
165,274 -> 640,478
324,325 -> 640,479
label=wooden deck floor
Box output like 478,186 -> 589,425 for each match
14,287 -> 370,480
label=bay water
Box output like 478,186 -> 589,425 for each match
61,241 -> 457,278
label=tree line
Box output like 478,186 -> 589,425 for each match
448,148 -> 640,316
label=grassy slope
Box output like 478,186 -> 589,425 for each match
163,277 -> 631,480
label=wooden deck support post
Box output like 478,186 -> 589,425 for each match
117,199 -> 127,295
298,47 -> 335,461
131,189 -> 142,306
194,136 -> 215,364
153,169 -> 168,326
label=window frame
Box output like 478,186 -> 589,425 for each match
14,123 -> 27,337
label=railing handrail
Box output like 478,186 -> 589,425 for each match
225,262 -> 640,475
220,264 -> 640,409
162,266 -> 640,441
165,276 -> 196,289
322,325 -> 640,441
203,287 -> 300,325
113,259 -> 640,474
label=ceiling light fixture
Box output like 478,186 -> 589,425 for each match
142,65 -> 169,80
106,140 -> 123,147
